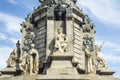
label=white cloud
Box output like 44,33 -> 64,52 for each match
0,12 -> 22,70
0,12 -> 23,32
96,40 -> 120,53
0,33 -> 7,40
9,37 -> 19,44
7,0 -> 18,4
0,32 -> 19,45
105,41 -> 120,51
77,0 -> 120,27
96,36 -> 120,51
7,0 -> 39,11
0,12 -> 22,47
0,12 -> 23,33
101,52 -> 120,63
19,0 -> 39,10
18,0 -> 35,10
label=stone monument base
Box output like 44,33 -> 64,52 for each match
47,51 -> 78,75
47,60 -> 78,75
0,74 -> 119,80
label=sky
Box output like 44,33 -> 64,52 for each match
0,0 -> 120,78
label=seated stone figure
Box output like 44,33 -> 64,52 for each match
6,41 -> 20,68
95,44 -> 108,70
6,52 -> 17,68
54,28 -> 68,53
96,56 -> 108,70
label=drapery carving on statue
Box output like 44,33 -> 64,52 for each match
95,42 -> 108,70
54,28 -> 68,53
28,44 -> 39,75
83,45 -> 96,74
83,35 -> 97,74
19,51 -> 28,75
19,19 -> 35,75
19,44 -> 39,75
6,41 -> 21,68
20,16 -> 35,75
19,30 -> 35,75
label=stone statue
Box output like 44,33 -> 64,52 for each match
84,45 -> 95,74
83,35 -> 93,51
23,30 -> 35,52
19,52 -> 28,75
6,52 -> 17,68
82,15 -> 94,33
20,44 -> 39,75
90,23 -> 95,29
19,14 -> 36,75
19,36 -> 34,75
28,44 -> 39,75
96,56 -> 108,70
95,42 -> 108,70
82,25 -> 91,32
54,28 -> 68,53
20,14 -> 34,31
20,26 -> 27,49
83,14 -> 91,24
20,13 -> 34,52
6,41 -> 20,68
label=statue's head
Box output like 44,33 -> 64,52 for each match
30,44 -> 35,48
57,27 -> 62,34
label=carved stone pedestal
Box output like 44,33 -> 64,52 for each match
99,69 -> 115,75
47,51 -> 78,75
0,67 -> 16,78
36,75 -> 90,80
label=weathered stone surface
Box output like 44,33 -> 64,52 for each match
0,0 -> 119,80
50,51 -> 73,60
0,75 -> 37,80
99,69 -> 115,75
0,74 -> 120,80
0,68 -> 16,79
47,51 -> 78,75
37,75 -> 90,80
